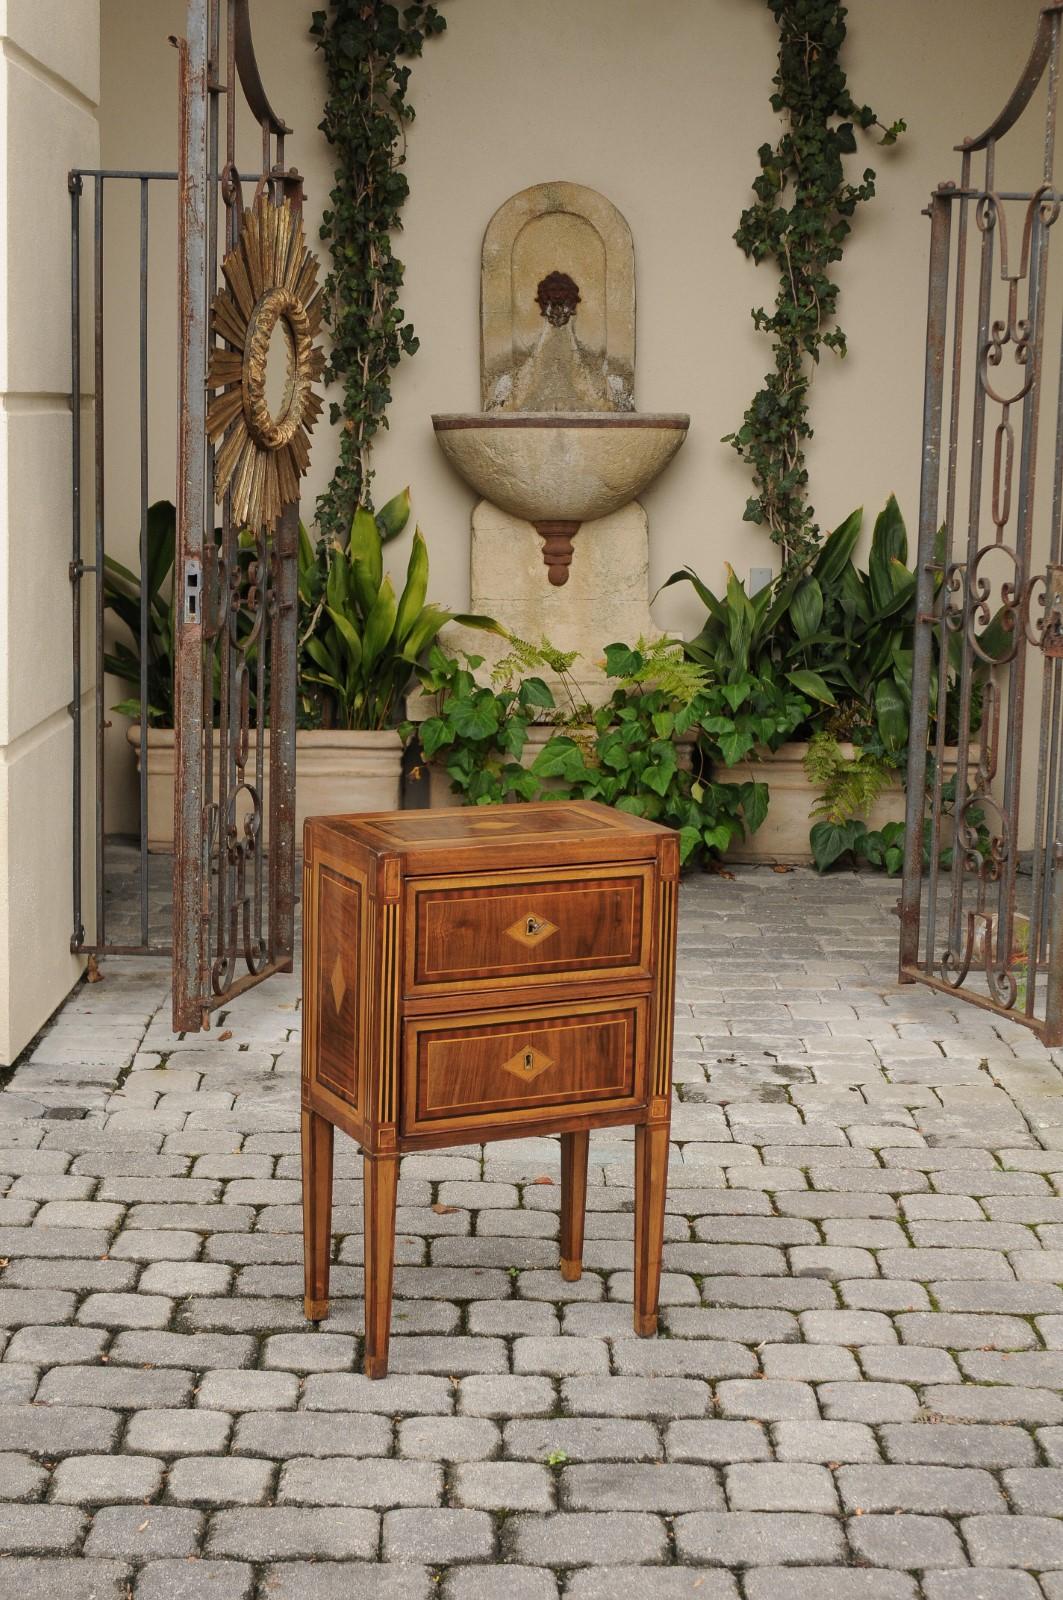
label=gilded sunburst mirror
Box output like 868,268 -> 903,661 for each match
206,194 -> 325,531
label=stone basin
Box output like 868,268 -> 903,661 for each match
432,411 -> 690,584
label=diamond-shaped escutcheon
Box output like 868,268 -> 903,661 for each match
504,912 -> 559,949
330,954 -> 347,1013
501,1045 -> 555,1083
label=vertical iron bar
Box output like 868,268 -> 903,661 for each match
211,0 -> 231,1006
138,178 -> 150,949
900,192 -> 953,977
69,174 -> 84,952
948,145 -> 997,968
1036,227 -> 1063,1022
1038,11 -> 1063,1038
996,198 -> 1050,1004
268,167 -> 303,973
172,2 -> 210,1031
925,156 -> 972,972
93,177 -> 106,952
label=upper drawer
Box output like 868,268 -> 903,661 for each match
405,864 -> 654,995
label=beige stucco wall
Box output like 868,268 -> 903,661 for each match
0,0 -> 100,1063
97,0 -> 1045,696
92,0 -> 1048,850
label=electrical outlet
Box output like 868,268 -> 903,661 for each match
749,566 -> 774,594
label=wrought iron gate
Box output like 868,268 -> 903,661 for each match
900,2 -> 1063,1043
172,0 -> 321,1031
69,0 -> 320,1033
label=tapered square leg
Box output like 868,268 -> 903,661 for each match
633,1120 -> 670,1336
560,1130 -> 589,1281
363,1151 -> 399,1378
302,1107 -> 334,1322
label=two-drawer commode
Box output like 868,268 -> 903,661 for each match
301,801 -> 678,1376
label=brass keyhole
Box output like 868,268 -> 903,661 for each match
526,916 -> 542,936
523,1050 -> 534,1071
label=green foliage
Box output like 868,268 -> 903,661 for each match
102,500 -> 176,725
810,767 -> 993,876
666,498 -> 966,759
410,635 -> 803,865
810,816 -> 906,874
724,2 -> 904,561
667,495 -> 1014,875
660,561 -> 830,728
803,731 -> 896,826
297,487 -> 497,730
410,646 -> 555,805
310,2 -> 446,537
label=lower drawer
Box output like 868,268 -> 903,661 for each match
402,997 -> 648,1136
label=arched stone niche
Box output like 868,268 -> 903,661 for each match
480,180 -> 635,412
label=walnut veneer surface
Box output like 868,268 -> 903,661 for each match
301,800 -> 678,1377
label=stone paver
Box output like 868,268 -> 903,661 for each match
5,865 -> 1063,1588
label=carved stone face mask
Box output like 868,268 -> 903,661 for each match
535,271 -> 581,328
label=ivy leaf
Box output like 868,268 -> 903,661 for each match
740,780 -> 770,834
720,681 -> 752,712
678,825 -> 702,863
702,823 -> 736,854
450,695 -> 499,740
517,677 -> 555,710
716,729 -> 755,766
603,643 -> 642,679
418,716 -> 451,757
810,819 -> 866,873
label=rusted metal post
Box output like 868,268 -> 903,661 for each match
172,1 -> 210,1031
93,176 -> 106,952
69,171 -> 84,953
899,191 -> 952,980
269,166 -> 304,974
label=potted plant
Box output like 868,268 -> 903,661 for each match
107,492 -> 490,848
410,633 -> 809,865
664,497 -> 1002,866
293,486 -> 495,825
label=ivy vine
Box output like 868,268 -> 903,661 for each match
310,1 -> 446,539
725,1 -> 904,565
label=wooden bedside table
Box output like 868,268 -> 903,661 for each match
301,800 -> 678,1377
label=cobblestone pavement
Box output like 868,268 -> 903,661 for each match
3,866 -> 1063,1598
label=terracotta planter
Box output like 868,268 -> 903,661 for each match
722,742 -> 967,865
127,726 -> 404,852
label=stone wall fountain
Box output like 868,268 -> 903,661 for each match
432,181 -> 690,704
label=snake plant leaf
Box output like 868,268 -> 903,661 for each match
869,532 -> 912,614
812,507 -> 862,586
361,575 -> 398,671
375,486 -> 411,543
656,566 -> 725,619
786,668 -> 836,705
790,577 -> 824,641
305,636 -> 342,680
297,521 -> 319,605
976,606 -> 1013,663
349,504 -> 383,594
394,527 -> 429,645
323,609 -> 362,672
871,492 -> 908,566
146,500 -> 176,602
839,559 -> 870,624
875,673 -> 908,752
452,613 -> 511,636
398,602 -> 452,663
325,545 -> 353,613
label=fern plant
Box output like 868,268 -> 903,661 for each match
804,731 -> 896,825
408,635 -> 783,863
